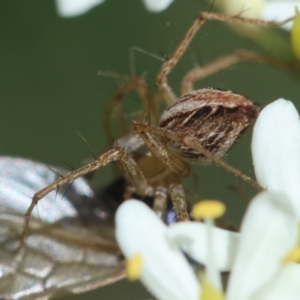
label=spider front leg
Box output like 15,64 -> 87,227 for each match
21,148 -> 152,242
153,183 -> 188,222
134,123 -> 190,178
168,182 -> 189,222
134,122 -> 190,221
103,76 -> 160,146
157,12 -> 292,105
153,186 -> 168,221
136,122 -> 263,192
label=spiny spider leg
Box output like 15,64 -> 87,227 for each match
134,122 -> 190,221
123,185 -> 169,221
134,122 -> 190,177
21,148 -> 152,243
168,183 -> 189,222
134,122 -> 263,192
103,76 -> 159,146
153,186 -> 168,221
157,12 -> 293,105
182,136 -> 263,192
181,49 -> 300,94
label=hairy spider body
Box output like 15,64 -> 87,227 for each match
109,87 -> 259,223
116,128 -> 189,221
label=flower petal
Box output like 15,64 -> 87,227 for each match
227,192 -> 298,300
55,0 -> 105,17
251,99 -> 300,217
250,263 -> 300,300
142,0 -> 174,12
166,222 -> 239,271
115,200 -> 200,300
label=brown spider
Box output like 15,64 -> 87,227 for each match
21,12 -> 295,240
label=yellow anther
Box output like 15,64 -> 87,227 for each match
200,274 -> 225,300
192,200 -> 226,220
291,7 -> 300,61
126,253 -> 143,281
282,246 -> 300,264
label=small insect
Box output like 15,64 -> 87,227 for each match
1,12 -> 296,300
0,157 -> 126,299
0,157 -> 177,299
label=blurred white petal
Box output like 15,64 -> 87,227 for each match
166,222 -> 239,271
115,200 -> 199,300
142,0 -> 174,12
251,263 -> 300,300
55,0 -> 105,17
251,99 -> 300,217
227,192 -> 298,300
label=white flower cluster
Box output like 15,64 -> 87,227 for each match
116,99 -> 300,300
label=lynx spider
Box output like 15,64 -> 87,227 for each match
21,12 -> 295,240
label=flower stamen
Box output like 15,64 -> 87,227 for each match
200,273 -> 225,300
192,200 -> 226,220
126,253 -> 144,281
282,246 -> 300,263
282,222 -> 300,263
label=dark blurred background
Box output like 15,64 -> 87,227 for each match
0,0 -> 299,299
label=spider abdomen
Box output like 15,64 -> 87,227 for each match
159,88 -> 260,163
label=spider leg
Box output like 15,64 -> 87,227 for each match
124,185 -> 170,222
103,76 -> 159,146
153,186 -> 168,221
134,122 -> 263,192
21,148 -> 151,243
153,184 -> 190,222
134,122 -> 190,221
169,183 -> 189,222
157,12 -> 292,105
181,49 -> 300,94
134,122 -> 190,177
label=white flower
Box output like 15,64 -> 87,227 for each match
252,99 -> 300,218
115,98 -> 300,299
116,200 -> 200,300
142,0 -> 174,12
55,0 -> 174,17
225,191 -> 298,300
55,0 -> 105,17
116,195 -> 300,300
